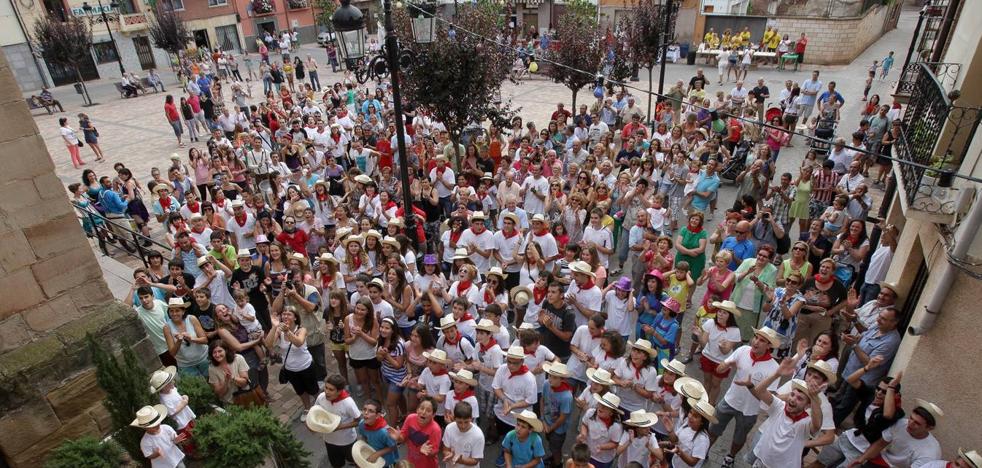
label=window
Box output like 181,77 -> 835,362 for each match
159,0 -> 184,11
92,42 -> 120,64
208,0 -> 227,6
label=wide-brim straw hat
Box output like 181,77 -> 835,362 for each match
437,315 -> 458,330
914,399 -> 944,424
623,409 -> 657,427
959,448 -> 982,468
569,260 -> 595,278
711,300 -> 741,317
305,405 -> 342,434
486,267 -> 505,282
318,252 -> 339,265
381,236 -> 401,249
688,397 -> 718,424
505,345 -> 526,361
289,252 -> 309,267
363,229 -> 382,241
368,278 -> 385,290
469,211 -> 487,222
148,366 -> 177,393
586,367 -> 615,386
422,349 -> 451,365
167,297 -> 190,308
237,248 -> 253,258
513,409 -> 544,432
660,359 -> 687,377
510,286 -> 532,306
502,212 -> 520,225
334,227 -> 353,242
753,327 -> 782,349
628,339 -> 658,357
452,248 -> 470,260
196,255 -> 212,267
352,440 -> 385,468
152,184 -> 171,195
475,318 -> 500,334
543,361 -> 572,378
593,392 -> 622,411
449,369 -> 478,386
790,379 -> 813,402
674,377 -> 708,402
344,234 -> 364,248
878,281 -> 899,295
354,174 -> 373,184
807,359 -> 837,385
130,404 -> 168,428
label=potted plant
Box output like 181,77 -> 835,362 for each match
193,406 -> 311,468
288,0 -> 308,9
252,0 -> 274,15
174,376 -> 222,416
45,436 -> 124,468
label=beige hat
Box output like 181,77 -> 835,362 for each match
363,229 -> 382,241
352,440 -> 385,468
230,199 -> 245,208
469,211 -> 487,222
959,448 -> 982,468
674,377 -> 708,402
167,297 -> 190,308
688,397 -> 718,424
510,286 -> 532,306
354,174 -> 373,184
452,248 -> 470,260
513,409 -> 544,432
711,300 -> 742,317
790,379 -> 813,401
189,212 -> 205,221
148,366 -> 177,393
305,405 -> 342,433
569,260 -> 595,278
388,217 -> 405,228
344,234 -> 364,248
152,184 -> 171,195
381,236 -> 401,249
289,252 -> 309,267
517,322 -> 537,331
422,349 -> 451,365
318,252 -> 339,265
543,361 -> 572,378
169,153 -> 182,161
531,213 -> 546,224
586,367 -> 615,386
593,392 -> 622,411
914,399 -> 944,424
623,409 -> 657,427
449,369 -> 478,386
437,315 -> 458,330
236,248 -> 253,258
196,255 -> 212,267
368,278 -> 385,290
130,404 -> 168,428
660,358 -> 687,377
475,318 -> 500,334
878,281 -> 899,295
481,172 -> 493,181
505,345 -> 526,361
486,266 -> 505,282
334,227 -> 353,241
628,339 -> 658,357
753,326 -> 782,349
435,154 -> 448,162
807,359 -> 837,385
502,211 -> 520,225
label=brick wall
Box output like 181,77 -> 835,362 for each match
0,52 -> 149,467
771,4 -> 893,65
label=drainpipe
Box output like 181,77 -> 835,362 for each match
908,189 -> 982,335
9,0 -> 51,89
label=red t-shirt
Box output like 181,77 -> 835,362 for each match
395,205 -> 426,241
275,229 -> 308,255
400,413 -> 441,468
164,102 -> 180,122
376,139 -> 393,169
727,118 -> 743,142
795,37 -> 808,54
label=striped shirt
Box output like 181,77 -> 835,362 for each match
378,340 -> 408,385
811,169 -> 840,205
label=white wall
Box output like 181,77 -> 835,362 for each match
0,0 -> 28,47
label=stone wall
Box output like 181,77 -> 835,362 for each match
1,43 -> 48,92
771,4 -> 897,64
0,52 -> 150,467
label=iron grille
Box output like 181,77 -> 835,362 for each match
895,62 -> 960,96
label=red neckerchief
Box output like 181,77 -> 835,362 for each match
479,337 -> 498,353
453,390 -> 475,401
533,286 -> 547,305
661,381 -> 678,394
460,312 -> 474,322
234,214 -> 247,227
352,256 -> 362,270
435,165 -> 447,176
503,228 -> 519,239
598,414 -> 614,428
363,416 -> 386,431
186,201 -> 200,213
191,225 -> 206,234
330,390 -> 350,404
524,347 -> 536,356
509,364 -> 530,378
215,199 -> 226,209
384,200 -> 397,211
785,407 -> 809,423
450,230 -> 463,244
814,274 -> 834,285
470,226 -> 485,236
750,351 -> 773,365
431,367 -> 449,377
159,196 -> 172,211
484,288 -> 495,305
596,193 -> 609,202
444,332 -> 460,346
715,318 -> 728,331
317,192 -> 329,201
579,279 -> 596,290
331,133 -> 341,144
688,224 -> 703,234
631,361 -> 645,379
321,274 -> 334,289
550,382 -> 573,393
535,228 -> 549,237
590,327 -> 605,339
604,351 -> 616,361
456,281 -> 473,297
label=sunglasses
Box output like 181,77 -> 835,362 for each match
792,246 -> 807,251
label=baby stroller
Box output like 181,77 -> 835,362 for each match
720,139 -> 751,182
765,105 -> 783,124
810,111 -> 837,156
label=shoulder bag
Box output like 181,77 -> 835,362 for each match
277,329 -> 294,384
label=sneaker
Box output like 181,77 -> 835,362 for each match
721,455 -> 735,468
679,354 -> 693,364
300,410 -> 308,423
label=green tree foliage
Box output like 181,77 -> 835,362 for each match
147,2 -> 191,55
313,0 -> 337,29
31,16 -> 92,83
564,0 -> 597,23
546,12 -> 604,109
45,436 -> 123,468
87,336 -> 155,464
194,406 -> 311,468
174,375 -> 221,416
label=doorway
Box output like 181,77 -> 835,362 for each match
46,52 -> 99,86
193,29 -> 211,50
216,24 -> 243,53
132,36 -> 156,70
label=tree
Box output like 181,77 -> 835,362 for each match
621,0 -> 671,120
563,0 -> 597,22
546,11 -> 604,110
147,2 -> 191,59
313,0 -> 337,30
87,335 -> 156,464
396,4 -> 516,171
31,16 -> 94,105
45,437 -> 123,468
194,406 -> 311,468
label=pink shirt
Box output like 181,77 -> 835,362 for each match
400,413 -> 441,468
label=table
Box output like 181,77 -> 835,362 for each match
778,53 -> 800,71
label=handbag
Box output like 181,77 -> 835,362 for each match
232,380 -> 268,407
77,141 -> 84,147
277,330 -> 294,384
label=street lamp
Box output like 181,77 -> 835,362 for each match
409,3 -> 436,44
331,0 -> 425,247
82,0 -> 126,75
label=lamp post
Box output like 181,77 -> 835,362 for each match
656,0 -> 676,100
332,0 -> 434,248
82,0 -> 126,75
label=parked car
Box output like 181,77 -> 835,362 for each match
317,31 -> 336,46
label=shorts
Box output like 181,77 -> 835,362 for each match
329,341 -> 347,352
708,398 -> 758,447
817,433 -> 864,467
386,382 -> 405,394
349,357 -> 381,369
281,364 -> 320,396
700,355 -> 731,378
169,120 -> 183,136
546,430 -> 566,459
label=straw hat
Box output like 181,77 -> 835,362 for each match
914,399 -> 944,424
236,248 -> 253,258
230,199 -> 245,208
586,367 -> 615,386
543,361 -> 572,378
196,255 -> 212,267
486,266 -> 505,282
344,234 -> 364,248
288,252 -> 309,267
469,211 -> 487,222
510,286 -> 532,306
688,397 -> 718,424
475,318 -> 500,334
807,359 -> 837,385
148,366 -> 177,393
569,260 -> 595,278
354,174 -> 373,184
711,300 -> 741,317
502,211 -> 520,225
334,227 -> 353,241
513,409 -> 544,432
130,404 -> 168,428
422,349 -> 451,365
505,346 -> 526,361
517,322 -> 537,331
449,369 -> 478,386
381,236 -> 401,249
305,405 -> 342,433
753,327 -> 782,349
623,409 -> 657,428
352,440 -> 385,468
660,358 -> 687,377
673,377 -> 708,402
388,217 -> 405,228
481,172 -> 494,181
959,449 -> 982,468
628,339 -> 658,357
530,213 -> 547,224
790,379 -> 813,401
437,315 -> 458,330
363,229 -> 382,241
878,281 -> 899,296
152,184 -> 171,195
593,392 -> 622,411
452,248 -> 470,260
318,252 -> 339,265
367,278 -> 385,290
167,297 -> 190,308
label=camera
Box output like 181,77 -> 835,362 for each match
762,212 -> 770,219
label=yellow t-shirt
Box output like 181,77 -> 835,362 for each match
695,304 -> 716,322
763,30 -> 774,45
767,33 -> 781,49
740,31 -> 752,46
666,275 -> 690,306
721,33 -> 732,48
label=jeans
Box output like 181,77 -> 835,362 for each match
859,282 -> 880,306
308,71 -> 320,91
263,78 -> 272,95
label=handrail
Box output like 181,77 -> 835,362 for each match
70,200 -> 171,267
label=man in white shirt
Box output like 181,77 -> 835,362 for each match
496,196 -> 529,232
520,164 -> 549,215
564,261 -> 602,328
226,200 -> 256,250
852,400 -> 943,468
457,211 -> 495,273
581,212 -> 614,268
442,402 -> 485,468
492,212 -> 524,289
525,214 -> 560,269
743,369 -> 822,468
497,172 -> 522,210
566,138 -> 590,167
730,80 -> 750,109
429,155 -> 456,216
492,346 -> 538,431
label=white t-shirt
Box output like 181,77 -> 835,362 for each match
603,290 -> 635,338
582,408 -> 624,463
864,243 -> 893,286
491,365 -> 537,426
582,225 -> 614,268
566,281 -> 603,328
430,167 -> 456,198
524,345 -> 557,391
880,420 -> 942,468
524,232 -> 559,270
313,392 -> 361,446
612,358 -> 658,411
721,345 -> 780,416
492,230 -> 524,273
159,387 -> 195,430
752,398 -> 814,468
457,228 -> 495,273
140,424 -> 185,468
567,324 -> 602,382
476,342 -> 504,391
444,390 -> 479,422
442,422 -> 485,468
618,431 -> 658,468
672,426 -> 710,468
521,176 -> 550,214
700,319 -> 742,363
767,380 -> 834,431
418,367 -> 453,415
226,213 -> 257,250
61,126 -> 80,145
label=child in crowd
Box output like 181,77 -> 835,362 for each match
355,399 -> 399,467
416,349 -> 452,426
312,374 -> 361,468
232,289 -> 266,363
821,195 -> 848,236
646,193 -> 669,236
519,327 -> 557,401
541,362 -> 574,467
565,443 -> 595,468
446,369 -> 480,421
501,410 -> 546,468
578,392 -> 623,468
471,319 -> 504,423
616,410 -> 660,468
149,367 -> 196,458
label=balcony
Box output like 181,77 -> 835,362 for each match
118,12 -> 149,32
892,62 -> 982,224
893,62 -> 960,103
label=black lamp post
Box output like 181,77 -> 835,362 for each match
332,0 -> 435,248
82,0 -> 126,75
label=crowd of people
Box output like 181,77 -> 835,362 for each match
61,28 -> 981,468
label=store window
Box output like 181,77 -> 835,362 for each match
92,42 -> 119,64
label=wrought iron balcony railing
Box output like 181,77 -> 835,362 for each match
895,61 -> 960,96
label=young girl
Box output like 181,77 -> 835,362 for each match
661,397 -> 714,468
589,331 -> 625,375
340,235 -> 371,293
324,290 -> 350,386
615,410 -> 659,468
694,300 -> 741,404
611,340 -> 657,413
375,317 -> 407,423
578,392 -> 624,468
636,270 -> 665,342
576,367 -> 614,412
149,367 -> 197,456
649,298 -> 681,366
233,289 -> 266,363
345,297 -> 382,402
646,193 -> 669,236
821,195 -> 848,236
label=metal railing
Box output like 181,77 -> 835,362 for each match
894,61 -> 960,96
70,201 -> 171,268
